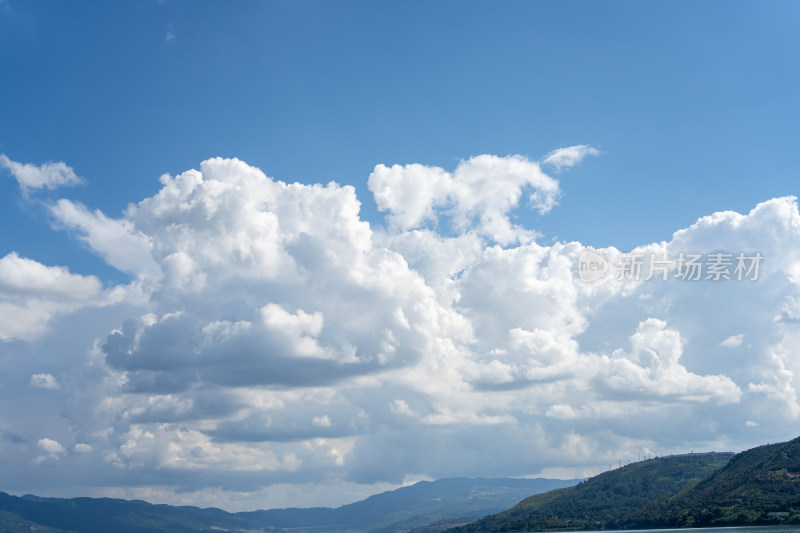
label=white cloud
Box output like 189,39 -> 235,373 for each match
368,163 -> 450,231
0,252 -> 102,300
721,334 -> 744,347
312,415 -> 332,427
0,154 -> 83,193
49,199 -> 159,276
541,145 -> 601,171
74,443 -> 94,453
600,319 -> 741,403
34,438 -> 66,463
4,155 -> 800,510
30,373 -> 60,389
261,304 -> 327,358
0,253 -> 124,341
545,404 -> 580,420
38,438 -> 66,455
369,153 -> 561,244
84,480 -> 412,511
389,399 -> 414,417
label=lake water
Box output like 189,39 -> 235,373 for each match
571,524 -> 800,533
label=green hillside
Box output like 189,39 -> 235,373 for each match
654,437 -> 800,527
452,452 -> 734,532
0,492 -> 251,533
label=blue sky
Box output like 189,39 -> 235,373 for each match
4,1 -> 798,275
1,0 -> 800,511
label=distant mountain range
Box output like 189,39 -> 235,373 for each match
0,477 -> 577,533
453,435 -> 800,532
8,435 -> 800,533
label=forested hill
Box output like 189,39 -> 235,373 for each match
451,452 -> 733,532
654,436 -> 800,527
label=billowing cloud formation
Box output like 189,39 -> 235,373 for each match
2,152 -> 800,510
368,154 -> 559,243
0,154 -> 83,193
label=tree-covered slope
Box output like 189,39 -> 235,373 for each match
0,492 -> 251,533
453,452 -> 734,532
654,436 -> 800,527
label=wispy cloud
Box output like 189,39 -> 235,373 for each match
541,144 -> 601,172
720,334 -> 744,347
166,23 -> 176,42
0,154 -> 84,194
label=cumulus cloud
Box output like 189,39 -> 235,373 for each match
74,443 -> 93,453
38,437 -> 66,455
600,319 -> 741,403
4,154 -> 800,509
0,154 -> 83,193
368,154 -> 561,244
30,373 -> 60,389
34,438 -> 66,464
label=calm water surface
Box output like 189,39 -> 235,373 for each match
571,524 -> 800,533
